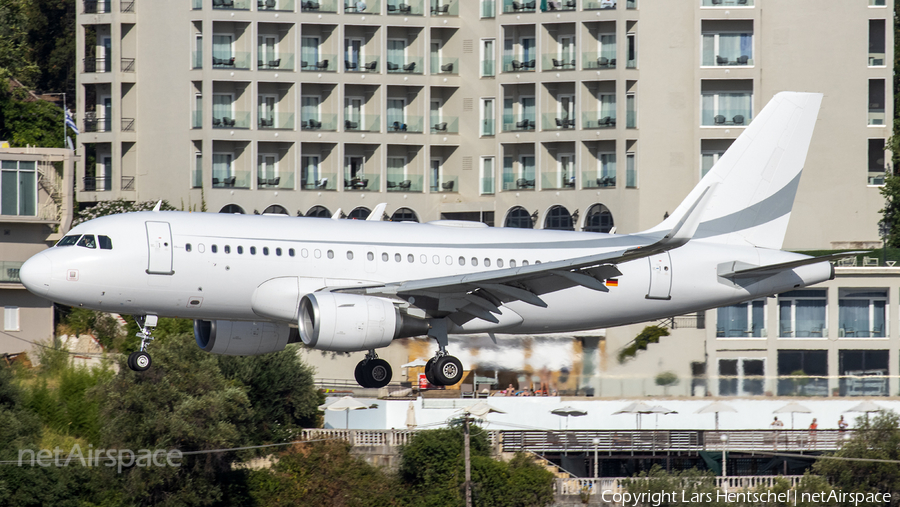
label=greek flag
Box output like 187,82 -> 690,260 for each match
65,109 -> 79,135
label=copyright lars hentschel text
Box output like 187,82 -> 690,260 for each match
599,489 -> 891,506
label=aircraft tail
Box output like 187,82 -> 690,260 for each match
647,92 -> 823,250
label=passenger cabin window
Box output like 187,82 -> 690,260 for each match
237,246 -> 244,254
212,245 -> 218,253
224,245 -> 231,254
276,248 -> 282,256
250,247 -> 257,255
185,243 -> 192,252
290,248 -> 296,257
77,235 -> 97,249
57,235 -> 80,247
263,247 -> 269,256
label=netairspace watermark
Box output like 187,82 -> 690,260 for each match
18,444 -> 182,474
599,489 -> 892,507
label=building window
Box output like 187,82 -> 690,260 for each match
390,207 -> 418,222
701,21 -> 753,66
348,207 -> 371,220
777,350 -> 828,396
504,206 -> 533,229
0,160 -> 37,216
481,98 -> 495,136
701,81 -> 752,126
839,350 -> 889,396
718,358 -> 764,396
838,289 -> 887,337
583,203 -> 613,233
869,79 -> 885,126
219,204 -> 245,214
626,32 -> 636,68
868,138 -> 886,185
700,139 -> 734,178
778,289 -> 827,337
869,19 -> 886,65
481,157 -> 495,195
306,205 -> 331,218
3,307 -> 19,331
544,205 -> 574,231
626,152 -> 637,188
717,299 -> 765,337
481,39 -> 495,76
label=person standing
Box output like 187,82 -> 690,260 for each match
770,416 -> 784,449
808,418 -> 818,449
838,415 -> 849,433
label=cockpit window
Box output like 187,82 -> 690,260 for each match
76,235 -> 97,249
98,235 -> 113,250
57,235 -> 80,247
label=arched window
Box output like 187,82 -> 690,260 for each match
262,204 -> 289,215
219,204 -> 245,214
348,207 -> 371,220
390,207 -> 419,222
306,205 -> 331,218
583,204 -> 614,233
504,206 -> 534,229
544,205 -> 574,231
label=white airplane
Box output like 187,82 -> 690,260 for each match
20,92 -> 842,387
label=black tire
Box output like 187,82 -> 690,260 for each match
366,359 -> 392,388
354,361 -> 371,387
424,358 -> 437,386
127,352 -> 136,371
433,355 -> 463,386
131,351 -> 152,372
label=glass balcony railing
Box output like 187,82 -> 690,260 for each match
584,0 -> 615,9
481,119 -> 495,136
212,51 -> 251,70
386,57 -> 424,74
192,111 -> 203,128
701,107 -> 751,126
702,0 -> 752,6
192,168 -> 203,188
257,172 -> 295,190
431,175 -> 458,193
482,60 -> 496,77
0,261 -> 23,283
481,176 -> 495,195
83,175 -> 113,191
258,0 -> 294,10
430,0 -> 458,15
300,113 -> 337,131
192,51 -> 202,69
213,170 -> 251,189
212,112 -> 251,129
502,0 -> 535,13
345,0 -> 380,13
430,116 -> 458,133
258,53 -> 294,71
626,0 -> 636,7
344,56 -> 379,72
582,51 -> 616,69
300,56 -> 337,72
502,116 -> 535,132
541,172 -> 575,190
431,57 -> 459,74
258,113 -> 295,129
626,107 -> 636,128
300,0 -> 337,11
386,0 -> 424,14
344,114 -> 380,132
545,0 -> 576,10
582,112 -> 616,129
84,0 -> 112,13
387,115 -> 423,133
301,172 -> 337,190
702,51 -> 753,67
193,0 -> 202,8
542,54 -> 576,71
500,175 -> 535,191
583,173 -> 615,189
542,114 -> 576,130
481,0 -> 495,16
386,175 -> 423,192
212,0 -> 251,9
626,166 -> 636,188
501,56 -> 536,72
344,174 -> 380,191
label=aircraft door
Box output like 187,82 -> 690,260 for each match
146,221 -> 174,275
646,252 -> 672,300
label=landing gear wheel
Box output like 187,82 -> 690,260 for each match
424,358 -> 437,386
129,351 -> 152,372
366,359 -> 392,388
433,355 -> 463,386
354,361 -> 370,387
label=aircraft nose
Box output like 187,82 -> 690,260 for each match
19,252 -> 51,297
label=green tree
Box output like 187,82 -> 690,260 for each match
74,198 -> 177,226
0,0 -> 40,86
618,326 -> 670,363
880,173 -> 900,248
21,0 -> 75,98
0,86 -> 68,147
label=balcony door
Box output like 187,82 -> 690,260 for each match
559,154 -> 574,188
521,37 -> 535,63
301,37 -> 320,66
558,94 -> 574,123
430,99 -> 442,129
100,95 -> 112,132
213,94 -> 234,124
301,96 -> 320,123
387,156 -> 407,186
301,155 -> 320,189
559,36 -> 574,64
258,153 -> 278,183
259,35 -> 277,65
430,158 -> 442,190
212,153 -> 234,185
100,156 -> 112,190
430,40 -> 441,74
520,155 -> 535,183
346,156 -> 365,180
259,94 -> 277,124
213,34 -> 234,63
345,38 -> 363,68
100,36 -> 112,72
345,97 -> 363,127
387,39 -> 406,68
387,98 -> 405,127
520,96 -> 535,124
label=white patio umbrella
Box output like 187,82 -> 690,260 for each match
406,401 -> 417,429
613,401 -> 657,430
696,401 -> 737,430
319,396 -> 370,429
773,401 -> 812,430
461,401 -> 507,418
550,406 -> 588,430
401,358 -> 428,382
847,400 -> 885,422
649,405 -> 678,430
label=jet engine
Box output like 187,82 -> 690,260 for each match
298,292 -> 430,352
194,320 -> 300,355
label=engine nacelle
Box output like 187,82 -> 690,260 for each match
194,320 -> 299,356
299,292 -> 430,352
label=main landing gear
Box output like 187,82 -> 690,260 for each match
355,350 -> 393,388
424,318 -> 464,387
127,315 -> 157,372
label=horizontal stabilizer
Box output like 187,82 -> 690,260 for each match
718,251 -> 868,279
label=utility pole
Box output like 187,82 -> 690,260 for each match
464,413 -> 472,507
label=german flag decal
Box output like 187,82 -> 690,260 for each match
606,279 -> 619,287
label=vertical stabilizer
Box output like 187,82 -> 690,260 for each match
648,92 -> 823,249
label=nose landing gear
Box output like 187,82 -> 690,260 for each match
127,315 -> 157,372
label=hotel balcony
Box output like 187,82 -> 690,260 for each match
258,113 -> 295,130
344,115 -> 381,132
212,112 -> 251,129
386,175 -> 424,192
